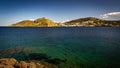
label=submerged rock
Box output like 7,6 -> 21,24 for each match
0,46 -> 24,57
28,53 -> 67,65
45,58 -> 67,65
28,53 -> 49,60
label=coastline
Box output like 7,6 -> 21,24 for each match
0,26 -> 120,28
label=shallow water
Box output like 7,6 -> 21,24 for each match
0,27 -> 120,68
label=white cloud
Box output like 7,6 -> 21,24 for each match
101,12 -> 120,19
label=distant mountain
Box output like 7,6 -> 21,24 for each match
11,17 -> 57,27
64,17 -> 120,26
11,17 -> 120,27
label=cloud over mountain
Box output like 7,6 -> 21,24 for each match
101,12 -> 120,20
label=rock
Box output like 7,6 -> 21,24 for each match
0,64 -> 14,68
28,53 -> 49,60
4,65 -> 14,68
0,46 -> 24,56
0,58 -> 58,68
18,61 -> 28,68
0,64 -> 4,68
0,58 -> 17,65
14,46 -> 24,53
36,62 -> 44,68
45,58 -> 67,65
27,62 -> 36,68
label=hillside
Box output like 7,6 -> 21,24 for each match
12,20 -> 35,26
11,17 -> 57,27
64,17 -> 120,26
11,17 -> 120,27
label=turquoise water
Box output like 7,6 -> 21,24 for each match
0,27 -> 120,68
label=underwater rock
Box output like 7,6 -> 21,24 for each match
28,53 -> 49,60
45,58 -> 67,65
0,46 -> 24,57
28,53 -> 67,65
14,46 -> 24,53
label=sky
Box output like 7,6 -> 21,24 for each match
0,0 -> 120,26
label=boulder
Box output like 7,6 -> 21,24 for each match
18,61 -> 28,68
0,58 -> 17,65
27,62 -> 36,68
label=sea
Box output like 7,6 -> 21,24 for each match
0,27 -> 120,68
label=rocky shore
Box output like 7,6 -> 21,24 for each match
0,58 -> 58,68
0,46 -> 67,68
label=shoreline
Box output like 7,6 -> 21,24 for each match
0,26 -> 119,28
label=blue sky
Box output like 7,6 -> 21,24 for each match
0,0 -> 120,26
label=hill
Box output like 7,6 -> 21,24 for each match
11,17 -> 57,27
64,17 -> 120,26
11,17 -> 120,27
12,20 -> 35,26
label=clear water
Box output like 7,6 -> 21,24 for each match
0,27 -> 120,68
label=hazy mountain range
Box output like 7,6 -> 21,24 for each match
11,17 -> 120,27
